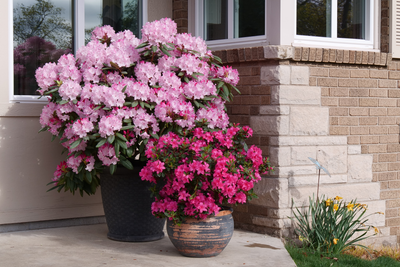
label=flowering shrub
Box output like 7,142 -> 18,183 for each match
37,18 -> 240,196
139,124 -> 273,225
291,195 -> 384,254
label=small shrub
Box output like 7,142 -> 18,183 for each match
290,195 -> 383,254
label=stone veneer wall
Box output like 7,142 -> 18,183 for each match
214,46 -> 398,245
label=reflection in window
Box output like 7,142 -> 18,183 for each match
13,0 -> 72,95
204,0 -> 228,41
85,0 -> 141,44
337,0 -> 365,39
234,0 -> 265,38
297,0 -> 331,37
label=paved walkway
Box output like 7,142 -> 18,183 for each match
0,224 -> 296,267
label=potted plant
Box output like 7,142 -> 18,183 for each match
140,124 -> 273,257
36,18 -> 241,241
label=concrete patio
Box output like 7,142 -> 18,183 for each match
0,223 -> 296,266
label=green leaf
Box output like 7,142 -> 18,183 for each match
60,138 -> 69,144
38,126 -> 50,133
152,45 -> 158,52
70,139 -> 82,149
136,42 -> 148,49
132,101 -> 139,107
150,132 -> 159,139
115,132 -> 128,142
51,135 -> 57,142
160,46 -> 172,57
107,135 -> 115,144
96,138 -> 107,148
183,76 -> 190,83
103,107 -> 111,111
59,100 -> 68,105
114,142 -> 120,156
120,159 -> 133,170
121,125 -> 134,130
126,148 -> 133,158
116,138 -> 127,150
93,105 -> 102,111
110,164 -> 117,175
217,81 -> 224,89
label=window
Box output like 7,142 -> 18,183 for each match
295,0 -> 375,50
192,0 -> 267,50
11,0 -> 143,101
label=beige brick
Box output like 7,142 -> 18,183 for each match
389,71 -> 400,79
388,107 -> 400,116
389,125 -> 400,134
343,50 -> 350,63
330,108 -> 349,116
389,163 -> 400,171
373,163 -> 388,172
370,70 -> 388,79
379,117 -> 397,125
380,180 -> 388,189
379,80 -> 397,88
339,98 -> 358,106
361,51 -> 369,64
330,69 -> 350,77
380,135 -> 399,144
370,89 -> 388,97
330,88 -> 348,96
369,126 -> 388,135
330,117 -> 338,125
379,99 -> 397,107
330,126 -> 350,135
348,135 -> 360,144
349,51 -> 356,63
381,190 -> 400,200
321,87 -> 329,96
349,89 -> 369,97
360,98 -> 378,107
338,117 -> 358,126
309,77 -> 317,86
378,172 -> 397,181
385,208 -> 398,217
387,199 -> 400,208
322,97 -> 338,106
380,53 -> 388,66
336,50 -> 344,63
367,144 -> 388,153
350,126 -> 369,135
318,78 -> 338,87
338,79 -> 358,87
349,108 -> 368,116
301,47 -> 309,61
379,154 -> 398,162
309,48 -> 316,61
368,51 -> 375,64
360,117 -> 378,125
370,108 -> 387,116
356,51 -> 363,64
360,136 -> 379,144
329,49 -> 336,62
358,79 -> 378,88
388,144 -> 400,153
374,52 -> 381,65
322,49 -> 330,62
351,69 -> 369,78
315,48 -> 323,62
388,90 -> 400,98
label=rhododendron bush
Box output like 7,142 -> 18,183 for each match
37,18 -> 241,196
140,125 -> 272,224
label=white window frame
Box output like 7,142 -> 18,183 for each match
190,0 -> 269,50
9,0 -> 148,103
293,0 -> 378,51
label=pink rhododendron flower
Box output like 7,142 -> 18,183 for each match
98,143 -> 119,166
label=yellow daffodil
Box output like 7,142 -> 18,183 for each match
333,204 -> 338,211
299,235 -> 304,242
378,212 -> 384,215
333,238 -> 339,245
347,203 -> 354,211
326,199 -> 332,206
334,196 -> 343,201
374,227 -> 379,234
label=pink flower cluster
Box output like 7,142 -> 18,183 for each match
140,125 -> 272,224
37,18 -> 242,196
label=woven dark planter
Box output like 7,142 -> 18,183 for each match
167,207 -> 234,257
100,163 -> 165,242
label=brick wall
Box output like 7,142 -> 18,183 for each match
382,0 -> 390,53
172,0 -> 188,33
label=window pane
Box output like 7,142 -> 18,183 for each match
204,0 -> 228,41
297,0 -> 332,37
234,0 -> 265,38
337,0 -> 365,39
85,0 -> 141,44
13,0 -> 73,95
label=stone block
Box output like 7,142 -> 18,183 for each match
289,174 -> 347,187
259,105 -> 290,115
289,183 -> 381,206
261,65 -> 290,85
291,66 -> 309,85
250,115 -> 289,135
263,45 -> 293,59
269,146 -> 291,167
348,145 -> 362,155
289,106 -> 329,136
348,154 -> 373,183
268,208 -> 293,219
291,146 -> 317,165
251,178 -> 289,208
316,146 -> 348,174
252,216 -> 291,229
275,166 -> 318,176
271,85 -> 321,105
270,136 -> 347,146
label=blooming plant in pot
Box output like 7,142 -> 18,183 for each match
140,124 -> 273,257
36,18 -> 241,241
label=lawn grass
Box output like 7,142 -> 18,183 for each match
286,243 -> 400,267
